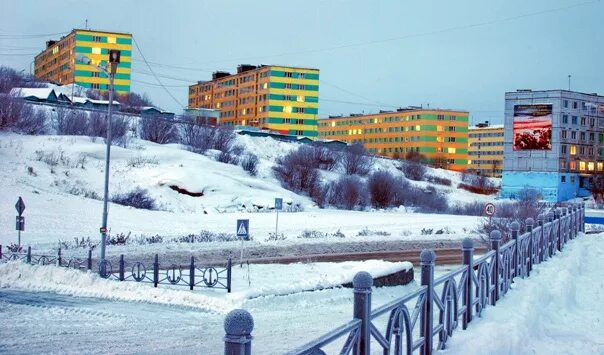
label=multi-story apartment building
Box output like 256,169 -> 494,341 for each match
468,122 -> 504,177
318,108 -> 469,171
501,89 -> 604,202
34,29 -> 132,94
188,65 -> 319,137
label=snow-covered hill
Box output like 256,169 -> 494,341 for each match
0,132 -> 496,250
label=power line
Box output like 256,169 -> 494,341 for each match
0,31 -> 69,39
131,79 -> 192,88
321,79 -> 397,108
132,69 -> 195,83
0,52 -> 38,56
132,36 -> 186,108
131,58 -> 215,73
200,0 -> 601,64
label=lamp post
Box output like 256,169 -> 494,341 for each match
76,50 -> 121,274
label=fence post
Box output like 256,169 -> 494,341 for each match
58,247 -> 62,267
547,213 -> 554,257
119,254 -> 125,281
572,206 -> 578,238
525,218 -> 534,277
153,254 -> 159,288
27,246 -> 31,263
462,238 -> 474,329
562,209 -> 568,245
420,250 -> 435,355
353,271 -> 373,355
537,214 -> 545,262
189,256 -> 195,291
554,209 -> 561,252
489,230 -> 501,305
227,258 -> 232,293
87,249 -> 92,270
224,309 -> 254,355
580,204 -> 585,233
510,222 -> 519,278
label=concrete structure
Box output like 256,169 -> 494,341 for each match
318,108 -> 469,171
34,29 -> 132,94
188,65 -> 319,138
468,122 -> 504,177
502,89 -> 604,202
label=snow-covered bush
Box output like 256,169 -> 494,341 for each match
367,170 -> 399,208
0,95 -> 25,130
327,175 -> 367,210
241,153 -> 259,176
340,143 -> 372,176
312,146 -> 339,171
139,115 -> 178,144
55,107 -> 88,136
111,188 -> 156,210
400,157 -> 426,181
426,175 -> 452,186
217,150 -> 239,165
273,145 -> 320,194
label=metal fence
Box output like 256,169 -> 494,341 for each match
222,204 -> 585,355
0,247 -> 232,293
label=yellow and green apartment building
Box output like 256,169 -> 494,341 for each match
318,109 -> 470,171
188,65 -> 319,137
34,29 -> 132,94
468,123 -> 504,177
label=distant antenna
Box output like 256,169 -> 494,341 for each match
85,19 -> 88,30
568,74 -> 571,91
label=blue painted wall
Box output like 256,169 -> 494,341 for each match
501,171 -> 581,202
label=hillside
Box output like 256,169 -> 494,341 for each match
0,132 -> 497,252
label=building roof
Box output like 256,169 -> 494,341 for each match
9,87 -> 56,100
319,108 -> 470,120
73,28 -> 133,37
469,124 -> 504,130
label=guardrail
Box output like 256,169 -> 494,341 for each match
0,247 -> 232,293
221,204 -> 585,354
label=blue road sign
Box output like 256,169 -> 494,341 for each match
237,219 -> 250,240
275,198 -> 283,210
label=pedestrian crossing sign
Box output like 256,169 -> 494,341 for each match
237,219 -> 250,240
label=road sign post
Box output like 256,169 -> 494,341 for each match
15,197 -> 25,247
485,202 -> 496,228
237,219 -> 250,266
274,198 -> 283,239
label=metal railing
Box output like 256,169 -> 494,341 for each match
0,246 -> 232,293
221,204 -> 585,354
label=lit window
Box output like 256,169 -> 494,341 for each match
448,147 -> 456,154
415,125 -> 420,131
52,47 -> 59,55
297,96 -> 304,102
437,125 -> 444,132
373,118 -> 378,124
570,145 -> 577,155
242,120 -> 246,125
588,162 -> 595,171
92,47 -> 101,55
570,161 -> 577,170
331,121 -> 335,127
348,130 -> 352,135
436,136 -> 444,143
284,106 -> 292,113
263,83 -> 268,89
598,162 -> 603,171
579,161 -> 586,171
107,37 -> 116,44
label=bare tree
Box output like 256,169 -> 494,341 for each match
0,95 -> 24,129
367,170 -> 398,208
401,152 -> 426,181
341,143 -> 372,176
139,115 -> 177,144
328,175 -> 366,210
16,105 -> 47,134
54,107 -> 88,136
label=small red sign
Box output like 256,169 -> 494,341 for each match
485,203 -> 496,217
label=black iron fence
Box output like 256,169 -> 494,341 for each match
0,247 -> 232,293
221,204 -> 585,354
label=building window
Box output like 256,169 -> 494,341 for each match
561,130 -> 567,139
562,115 -> 568,124
573,101 -> 578,109
570,161 -> 577,170
563,100 -> 569,108
571,131 -> 577,140
570,145 -> 577,155
447,147 -> 456,154
92,47 -> 101,55
561,176 -> 566,183
107,37 -> 116,44
92,36 -> 102,42
579,161 -> 586,171
571,116 -> 578,124
561,145 -> 567,154
588,162 -> 595,171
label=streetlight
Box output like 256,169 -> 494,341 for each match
77,50 -> 121,275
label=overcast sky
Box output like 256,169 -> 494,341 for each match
2,0 -> 602,124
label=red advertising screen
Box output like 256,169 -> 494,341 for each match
513,104 -> 552,151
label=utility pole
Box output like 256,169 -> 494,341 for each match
568,75 -> 571,91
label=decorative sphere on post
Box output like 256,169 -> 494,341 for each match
420,249 -> 436,264
510,221 -> 520,232
352,271 -> 373,290
462,238 -> 474,250
489,230 -> 502,241
224,309 -> 254,337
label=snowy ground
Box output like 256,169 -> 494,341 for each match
0,133 -> 492,256
0,259 -> 416,354
1,233 -> 601,354
441,232 -> 604,355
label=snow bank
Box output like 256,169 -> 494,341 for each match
0,259 -> 412,312
441,232 -> 604,355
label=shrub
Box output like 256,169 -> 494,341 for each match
111,188 -> 156,210
0,95 -> 25,130
55,108 -> 88,136
426,175 -> 452,186
401,160 -> 426,181
341,143 -> 372,176
14,105 -> 47,134
139,115 -> 177,144
58,237 -> 98,250
357,227 -> 391,237
475,200 -> 546,244
367,170 -> 398,208
393,180 -> 448,213
312,146 -> 339,171
173,230 -> 239,243
126,155 -> 159,168
273,145 -> 320,194
241,154 -> 259,176
448,201 -> 484,216
459,171 -> 499,195
108,232 -> 130,245
181,124 -> 236,153
107,115 -> 130,147
328,175 -> 366,210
